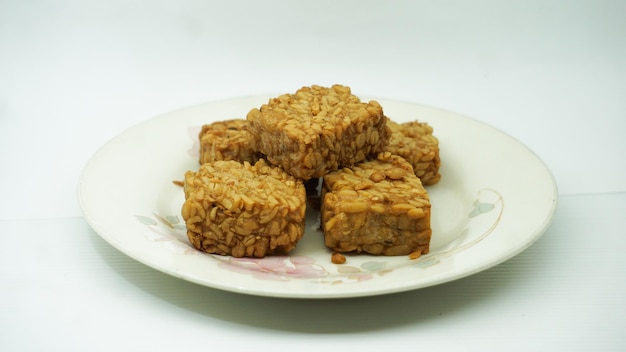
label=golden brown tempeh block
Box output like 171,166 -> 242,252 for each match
198,119 -> 263,165
321,153 -> 431,256
386,120 -> 441,185
246,84 -> 391,180
182,159 -> 306,258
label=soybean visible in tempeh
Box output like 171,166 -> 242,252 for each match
246,84 -> 391,180
321,153 -> 431,256
182,159 -> 306,258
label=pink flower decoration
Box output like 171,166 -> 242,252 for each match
187,126 -> 201,158
219,256 -> 327,281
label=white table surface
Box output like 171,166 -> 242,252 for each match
1,1 -> 625,351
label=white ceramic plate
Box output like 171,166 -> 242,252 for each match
79,95 -> 557,299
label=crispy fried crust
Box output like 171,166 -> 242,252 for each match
182,159 -> 306,257
246,84 -> 391,180
386,120 -> 441,185
321,153 -> 431,256
198,119 -> 263,165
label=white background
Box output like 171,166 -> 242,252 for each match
1,1 -> 625,351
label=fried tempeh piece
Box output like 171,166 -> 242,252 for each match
321,153 -> 431,256
182,159 -> 306,258
386,120 -> 441,185
198,119 -> 263,165
246,84 -> 391,180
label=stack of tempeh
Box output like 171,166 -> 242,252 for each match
181,84 -> 440,259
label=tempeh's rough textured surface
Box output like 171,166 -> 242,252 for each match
182,159 -> 306,258
246,84 -> 391,180
386,120 -> 441,185
321,153 -> 431,256
198,119 -> 263,165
